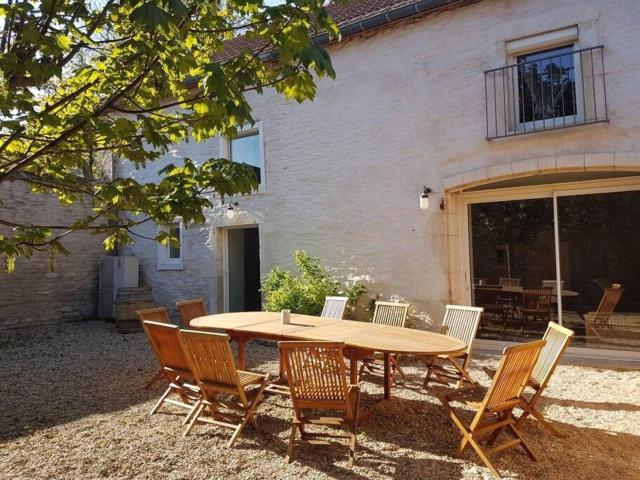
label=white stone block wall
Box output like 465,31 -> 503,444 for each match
0,182 -> 105,328
119,0 -> 640,328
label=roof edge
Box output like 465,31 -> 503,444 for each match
261,0 -> 471,60
184,0 -> 475,87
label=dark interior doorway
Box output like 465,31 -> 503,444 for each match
227,226 -> 261,312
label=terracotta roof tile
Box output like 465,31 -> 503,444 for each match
214,0 -> 451,62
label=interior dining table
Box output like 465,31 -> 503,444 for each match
190,311 -> 467,401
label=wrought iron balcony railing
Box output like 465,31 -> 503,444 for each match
484,45 -> 608,140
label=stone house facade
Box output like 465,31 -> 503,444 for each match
120,0 -> 640,359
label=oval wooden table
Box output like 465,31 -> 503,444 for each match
190,311 -> 466,401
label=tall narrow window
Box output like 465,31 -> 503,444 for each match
157,220 -> 183,270
517,45 -> 577,125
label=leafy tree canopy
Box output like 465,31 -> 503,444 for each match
0,0 -> 338,271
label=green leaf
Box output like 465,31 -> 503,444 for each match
55,34 -> 72,51
129,1 -> 171,30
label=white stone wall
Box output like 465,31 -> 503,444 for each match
120,0 -> 640,328
0,182 -> 105,328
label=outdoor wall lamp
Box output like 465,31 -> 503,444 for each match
226,201 -> 239,219
420,187 -> 432,210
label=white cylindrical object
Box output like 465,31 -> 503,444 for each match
420,195 -> 429,210
281,309 -> 291,324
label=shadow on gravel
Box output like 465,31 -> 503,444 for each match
0,320 -> 160,441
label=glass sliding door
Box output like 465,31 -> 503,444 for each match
557,190 -> 640,351
470,198 -> 556,342
466,181 -> 640,353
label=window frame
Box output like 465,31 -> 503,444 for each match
220,121 -> 265,192
157,219 -> 184,271
505,26 -> 585,134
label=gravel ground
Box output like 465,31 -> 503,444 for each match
1,320 -> 639,480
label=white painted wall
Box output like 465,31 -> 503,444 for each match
120,0 -> 640,328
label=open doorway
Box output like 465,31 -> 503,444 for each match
224,226 -> 261,312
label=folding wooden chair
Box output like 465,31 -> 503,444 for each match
137,307 -> 172,389
321,296 -> 349,320
499,277 -> 521,287
423,305 -> 483,388
141,321 -> 199,417
520,287 -> 552,332
437,340 -> 546,478
279,341 -> 360,468
484,322 -> 574,437
176,298 -> 207,327
179,329 -> 270,447
371,301 -> 410,327
585,283 -> 624,333
359,301 -> 410,381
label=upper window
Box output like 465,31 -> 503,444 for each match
517,45 -> 577,125
221,122 -> 264,191
484,26 -> 608,139
157,220 -> 183,270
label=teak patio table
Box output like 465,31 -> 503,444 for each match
190,311 -> 466,401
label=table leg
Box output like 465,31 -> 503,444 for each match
383,352 -> 391,400
236,336 -> 248,370
350,358 -> 358,384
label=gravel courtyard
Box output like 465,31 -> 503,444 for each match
1,320 -> 638,480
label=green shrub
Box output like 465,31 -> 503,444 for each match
262,250 -> 366,316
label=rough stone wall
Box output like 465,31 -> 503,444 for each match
119,0 -> 640,329
0,182 -> 104,329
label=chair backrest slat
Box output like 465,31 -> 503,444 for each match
179,330 -> 241,390
136,307 -> 171,324
499,277 -> 521,287
593,284 -> 623,322
482,340 -> 546,411
280,341 -> 351,414
321,296 -> 349,320
442,305 -> 483,355
176,299 -> 207,327
142,321 -> 191,374
531,322 -> 574,387
372,301 -> 410,328
541,280 -> 565,295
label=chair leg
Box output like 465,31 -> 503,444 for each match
466,436 -> 502,478
150,386 -> 172,415
183,401 -> 205,437
285,423 -> 298,463
348,426 -> 357,468
509,424 -> 537,461
228,377 -> 269,447
423,357 -> 434,388
517,404 -> 564,438
447,357 -> 476,388
391,355 -> 407,380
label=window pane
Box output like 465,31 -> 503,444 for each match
518,45 -> 576,123
230,132 -> 261,184
169,223 -> 181,259
470,198 -> 557,342
558,190 -> 640,351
